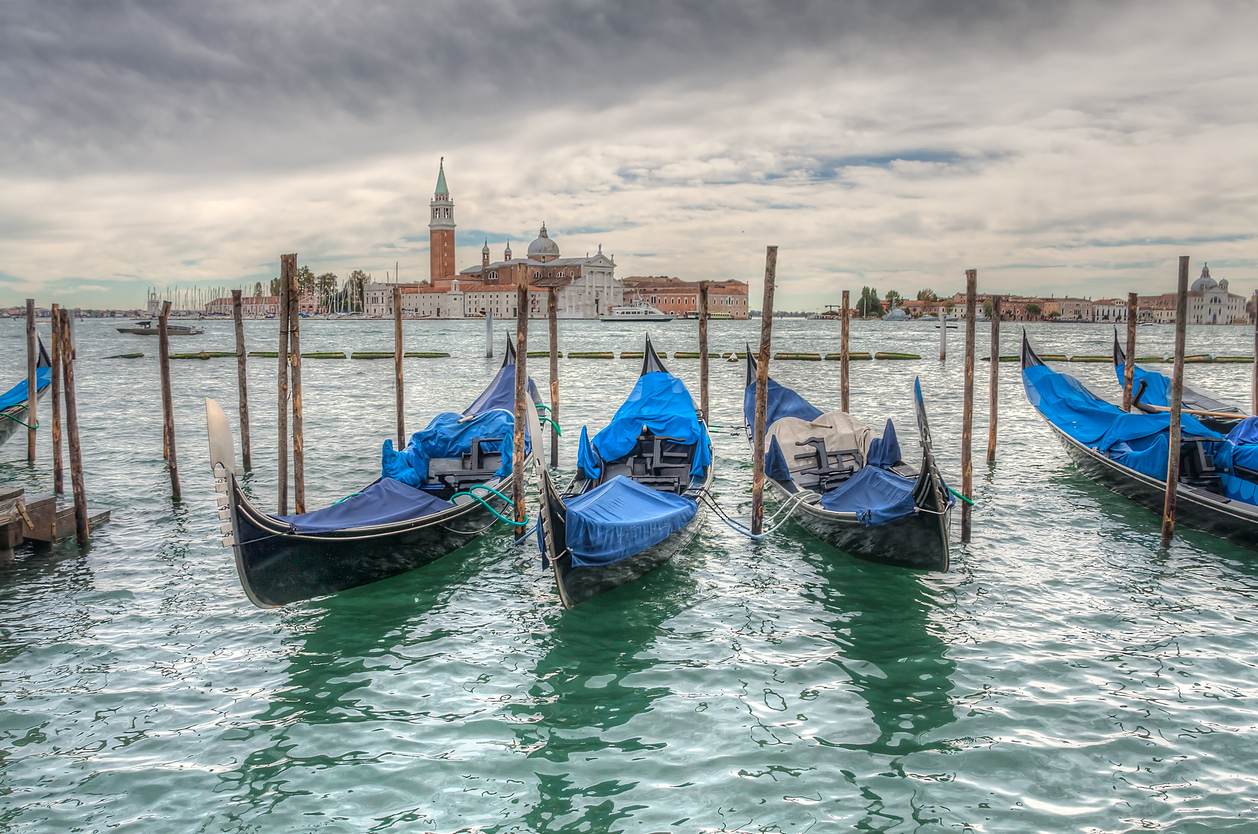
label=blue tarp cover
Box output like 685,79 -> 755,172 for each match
0,367 -> 50,412
464,364 -> 541,417
563,475 -> 697,566
576,425 -> 603,479
819,465 -> 917,526
1114,362 -> 1170,408
382,409 -> 522,487
274,477 -> 454,533
1024,364 -> 1218,448
590,372 -> 711,476
1214,417 -> 1258,487
743,378 -> 823,430
866,419 -> 901,468
765,436 -> 793,483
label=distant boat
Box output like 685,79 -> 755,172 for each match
883,309 -> 909,321
117,320 -> 204,336
919,314 -> 938,322
600,301 -> 674,322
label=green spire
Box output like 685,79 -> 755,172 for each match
435,157 -> 449,196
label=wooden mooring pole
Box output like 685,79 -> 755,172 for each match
1161,256 -> 1190,546
1252,289 -> 1257,416
26,299 -> 36,464
840,289 -> 850,413
58,309 -> 88,545
751,245 -> 779,536
50,303 -> 64,494
961,270 -> 976,543
232,290 -> 252,470
277,255 -> 293,515
486,308 -> 494,358
393,284 -> 405,447
939,303 -> 947,361
987,295 -> 1001,464
698,281 -> 710,421
1122,292 -> 1138,411
289,269 -> 305,515
548,287 -> 559,468
158,301 -> 181,501
512,271 -> 529,524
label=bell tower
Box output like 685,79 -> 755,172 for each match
429,158 -> 456,285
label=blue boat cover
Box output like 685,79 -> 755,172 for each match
1214,417 -> 1258,491
819,465 -> 917,526
1114,362 -> 1170,408
765,435 -> 793,483
743,378 -> 823,430
866,419 -> 901,468
274,477 -> 454,533
463,363 -> 541,417
589,372 -> 711,476
0,367 -> 51,412
576,425 -> 603,479
382,408 -> 524,487
1023,364 -> 1219,448
563,475 -> 697,566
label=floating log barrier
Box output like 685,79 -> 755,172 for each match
1039,354 -> 1068,362
569,352 -> 614,359
961,269 -> 976,543
302,352 -> 347,359
352,352 -> 395,359
1184,355 -> 1211,363
620,351 -> 668,358
980,355 -> 1019,362
403,352 -> 450,358
724,352 -> 748,359
773,352 -> 822,361
1162,256 -> 1190,545
171,351 -> 236,360
874,352 -> 920,360
527,350 -> 560,358
1136,356 -> 1165,363
675,352 -> 721,358
1069,355 -> 1110,362
104,353 -> 144,359
751,245 -> 778,536
825,352 -> 871,360
248,351 -> 279,358
1217,356 -> 1255,363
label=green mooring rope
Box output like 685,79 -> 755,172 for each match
450,484 -> 530,527
0,408 -> 37,429
948,487 -> 975,507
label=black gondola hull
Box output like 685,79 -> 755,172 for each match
227,477 -> 500,607
769,481 -> 950,571
1044,419 -> 1258,551
541,465 -> 712,609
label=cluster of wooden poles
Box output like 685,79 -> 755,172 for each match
17,299 -> 90,545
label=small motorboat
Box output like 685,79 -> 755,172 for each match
117,320 -> 204,336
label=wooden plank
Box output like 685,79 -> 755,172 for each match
19,495 -> 57,542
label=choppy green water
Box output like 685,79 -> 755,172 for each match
2,317 -> 1258,832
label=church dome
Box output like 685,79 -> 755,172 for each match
1191,263 -> 1217,293
527,223 -> 560,261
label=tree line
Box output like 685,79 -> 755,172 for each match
252,268 -> 373,312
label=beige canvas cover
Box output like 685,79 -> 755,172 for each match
767,411 -> 873,473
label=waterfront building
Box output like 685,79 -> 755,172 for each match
621,276 -> 750,318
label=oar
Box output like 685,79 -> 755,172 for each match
1138,403 -> 1249,420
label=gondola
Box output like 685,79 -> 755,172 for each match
1024,330 -> 1258,551
536,335 -> 713,608
206,338 -> 544,607
0,336 -> 51,449
741,349 -> 952,571
1112,327 -> 1245,432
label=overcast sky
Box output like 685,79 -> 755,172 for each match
2,1 -> 1255,310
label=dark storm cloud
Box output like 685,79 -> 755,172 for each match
1,0 -> 1088,176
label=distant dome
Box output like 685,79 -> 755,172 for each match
1191,263 -> 1217,293
527,223 -> 560,261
